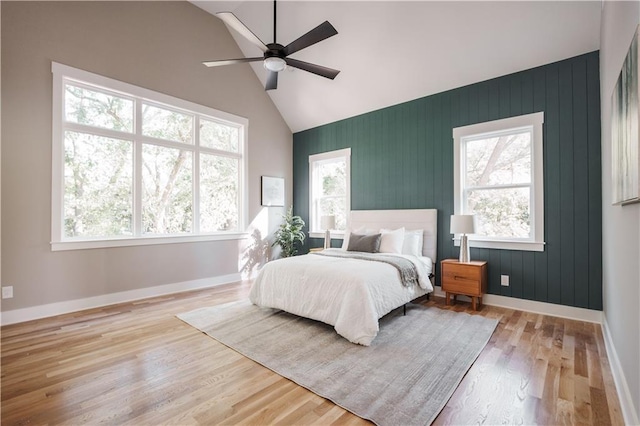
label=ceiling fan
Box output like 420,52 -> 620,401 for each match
203,1 -> 340,91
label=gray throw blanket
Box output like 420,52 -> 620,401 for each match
312,250 -> 422,287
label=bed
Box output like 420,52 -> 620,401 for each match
249,209 -> 438,346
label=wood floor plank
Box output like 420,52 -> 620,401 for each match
1,281 -> 624,425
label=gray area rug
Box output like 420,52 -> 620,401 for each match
178,300 -> 498,426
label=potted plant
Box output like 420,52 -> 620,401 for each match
272,207 -> 306,258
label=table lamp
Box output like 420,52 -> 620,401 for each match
450,214 -> 475,262
320,215 -> 336,249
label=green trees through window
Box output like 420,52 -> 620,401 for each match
55,69 -> 246,246
309,149 -> 351,233
453,112 -> 544,251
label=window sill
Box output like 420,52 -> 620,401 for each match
454,238 -> 545,252
309,231 -> 345,240
51,232 -> 250,251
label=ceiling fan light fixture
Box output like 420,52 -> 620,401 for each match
205,2 -> 339,90
263,57 -> 287,72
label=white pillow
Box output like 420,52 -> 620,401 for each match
379,227 -> 405,254
341,226 -> 374,250
402,229 -> 424,257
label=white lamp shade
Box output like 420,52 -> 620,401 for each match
450,215 -> 475,234
320,215 -> 336,230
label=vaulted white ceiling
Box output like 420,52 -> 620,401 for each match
192,1 -> 601,133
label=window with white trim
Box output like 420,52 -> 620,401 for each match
453,112 -> 545,251
51,63 -> 248,250
309,148 -> 351,237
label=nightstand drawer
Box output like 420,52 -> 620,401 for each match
441,263 -> 482,281
442,276 -> 481,295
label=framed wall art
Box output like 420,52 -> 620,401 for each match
612,25 -> 640,205
261,176 -> 285,207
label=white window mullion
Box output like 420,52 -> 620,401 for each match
64,122 -> 135,141
193,116 -> 200,234
199,146 -> 243,159
237,156 -> 242,230
137,135 -> 197,151
466,183 -> 533,191
134,100 -> 143,237
313,164 -> 320,231
64,78 -> 137,106
239,124 -> 248,230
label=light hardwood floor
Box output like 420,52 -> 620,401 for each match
1,281 -> 624,425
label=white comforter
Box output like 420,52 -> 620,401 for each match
249,249 -> 434,346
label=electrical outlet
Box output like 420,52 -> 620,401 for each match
2,286 -> 14,299
500,275 -> 509,286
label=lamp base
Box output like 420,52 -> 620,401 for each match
459,234 -> 471,262
324,229 -> 331,249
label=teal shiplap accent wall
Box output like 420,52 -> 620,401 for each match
293,51 -> 602,310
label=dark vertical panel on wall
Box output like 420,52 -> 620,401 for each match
442,95 -> 454,261
357,118 -> 366,206
468,84 -> 479,126
406,103 -> 419,207
499,77 -> 511,117
587,53 -> 603,310
432,94 -> 445,259
354,115 -> 363,207
545,65 -> 561,304
488,79 -> 500,121
398,106 -> 406,207
511,251 -> 523,299
510,74 -> 523,117
478,80 -> 490,123
522,251 -> 535,300
558,61 -> 575,307
293,51 -> 602,310
521,71 -> 534,114
489,249 -> 501,295
572,57 -> 590,309
381,111 -> 391,209
423,99 -> 434,209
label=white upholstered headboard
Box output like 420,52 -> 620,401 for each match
349,209 -> 438,263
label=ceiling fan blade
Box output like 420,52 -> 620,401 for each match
265,71 -> 278,91
285,58 -> 340,80
216,12 -> 268,53
202,57 -> 264,67
283,21 -> 338,56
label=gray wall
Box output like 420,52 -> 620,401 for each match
1,1 -> 292,311
600,2 -> 640,422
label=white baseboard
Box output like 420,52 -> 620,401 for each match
0,273 -> 241,326
432,286 -> 602,323
601,314 -> 640,426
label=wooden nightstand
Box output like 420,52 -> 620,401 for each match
440,259 -> 488,311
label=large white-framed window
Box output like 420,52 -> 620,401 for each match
308,148 -> 351,239
453,112 -> 545,252
51,62 -> 248,251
